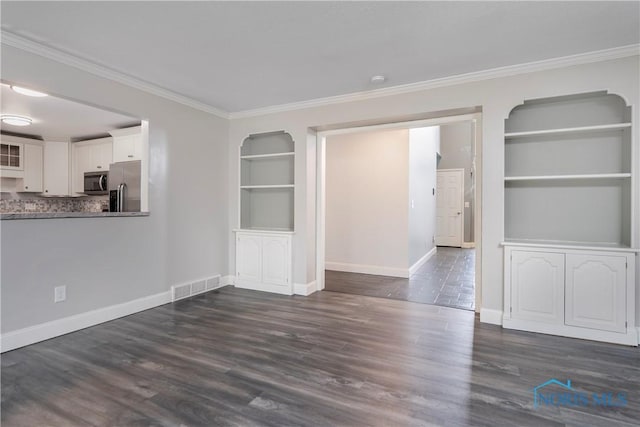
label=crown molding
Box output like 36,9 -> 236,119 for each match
229,44 -> 640,119
1,30 -> 230,119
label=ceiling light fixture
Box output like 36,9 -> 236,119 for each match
370,75 -> 387,84
1,115 -> 33,126
10,85 -> 48,97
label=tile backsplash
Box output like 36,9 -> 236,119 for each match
0,194 -> 109,213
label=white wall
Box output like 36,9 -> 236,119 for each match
325,129 -> 409,274
439,122 -> 474,242
408,126 -> 439,266
228,56 -> 640,325
1,46 -> 229,334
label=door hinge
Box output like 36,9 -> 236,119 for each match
510,306 -> 512,314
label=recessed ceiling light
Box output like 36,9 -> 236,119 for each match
370,75 -> 387,84
1,115 -> 33,126
10,85 -> 48,97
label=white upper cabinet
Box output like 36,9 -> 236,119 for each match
71,137 -> 112,194
16,143 -> 43,193
110,126 -> 142,162
43,141 -> 70,196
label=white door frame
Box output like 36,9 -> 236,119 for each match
436,168 -> 465,248
316,112 -> 483,312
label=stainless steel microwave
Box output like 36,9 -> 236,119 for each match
83,171 -> 108,195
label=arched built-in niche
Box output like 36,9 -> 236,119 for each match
239,131 -> 295,231
504,91 -> 632,247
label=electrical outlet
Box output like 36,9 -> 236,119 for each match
54,286 -> 66,303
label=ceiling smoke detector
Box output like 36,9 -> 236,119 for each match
1,115 -> 33,126
370,75 -> 387,84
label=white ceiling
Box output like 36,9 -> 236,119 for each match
0,84 -> 138,141
1,1 -> 639,113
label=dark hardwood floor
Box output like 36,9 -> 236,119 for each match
325,247 -> 476,310
2,286 -> 639,426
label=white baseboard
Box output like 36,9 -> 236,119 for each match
637,327 -> 640,344
0,290 -> 171,353
480,308 -> 503,325
294,281 -> 318,296
409,247 -> 437,275
221,275 -> 235,286
461,242 -> 476,249
325,261 -> 409,278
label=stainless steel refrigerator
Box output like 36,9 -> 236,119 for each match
108,160 -> 141,212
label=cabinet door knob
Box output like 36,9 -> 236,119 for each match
128,155 -> 134,158
25,186 -> 28,189
45,190 -> 48,193
97,166 -> 102,169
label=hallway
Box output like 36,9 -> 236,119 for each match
324,247 -> 475,310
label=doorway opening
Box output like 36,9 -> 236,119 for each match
316,113 -> 482,312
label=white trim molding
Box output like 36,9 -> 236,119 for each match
0,291 -> 172,353
220,275 -> 236,286
409,247 -> 437,276
325,261 -> 409,278
1,30 -> 229,119
294,281 -> 318,296
480,308 -> 503,326
461,242 -> 476,249
230,44 -> 640,118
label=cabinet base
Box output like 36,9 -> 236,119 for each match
503,318 -> 638,346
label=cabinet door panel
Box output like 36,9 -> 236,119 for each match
236,235 -> 262,283
20,144 -> 43,192
262,237 -> 289,286
511,251 -> 564,324
43,141 -> 69,196
565,254 -> 626,333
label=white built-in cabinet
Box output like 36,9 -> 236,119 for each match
234,131 -> 295,295
502,91 -> 638,345
71,137 -> 112,194
110,126 -> 142,162
43,141 -> 70,196
16,143 -> 43,192
235,231 -> 293,294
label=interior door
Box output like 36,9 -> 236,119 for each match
436,169 -> 464,247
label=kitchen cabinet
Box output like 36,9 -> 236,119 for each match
71,137 -> 112,194
235,231 -> 292,295
110,126 -> 142,162
0,136 -> 25,179
43,141 -> 70,196
16,143 -> 43,192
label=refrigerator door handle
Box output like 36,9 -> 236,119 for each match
118,183 -> 127,212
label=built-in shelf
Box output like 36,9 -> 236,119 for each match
240,184 -> 294,189
501,239 -> 639,253
504,122 -> 631,139
240,152 -> 295,160
504,173 -> 631,181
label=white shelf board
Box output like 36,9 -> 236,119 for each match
501,239 -> 639,253
504,173 -> 631,181
240,184 -> 294,189
233,228 -> 295,234
505,123 -> 631,139
240,152 -> 295,160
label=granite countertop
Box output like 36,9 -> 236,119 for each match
1,212 -> 150,220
